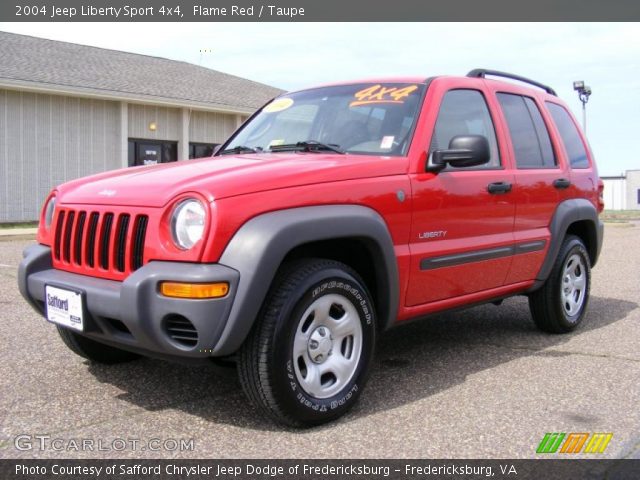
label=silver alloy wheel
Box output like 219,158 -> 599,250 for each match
293,293 -> 363,399
561,253 -> 587,318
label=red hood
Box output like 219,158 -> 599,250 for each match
57,153 -> 407,207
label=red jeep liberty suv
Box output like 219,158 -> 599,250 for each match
19,69 -> 604,426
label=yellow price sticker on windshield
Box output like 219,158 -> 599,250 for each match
350,85 -> 418,107
264,98 -> 294,113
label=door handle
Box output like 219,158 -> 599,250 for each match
487,182 -> 512,194
553,178 -> 571,189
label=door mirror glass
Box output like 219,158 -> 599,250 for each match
429,135 -> 490,171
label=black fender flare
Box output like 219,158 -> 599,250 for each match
212,205 -> 399,356
533,198 -> 604,288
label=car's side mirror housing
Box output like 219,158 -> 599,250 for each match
428,135 -> 490,172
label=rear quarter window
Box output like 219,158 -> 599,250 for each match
546,102 -> 591,169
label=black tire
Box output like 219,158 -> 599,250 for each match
238,259 -> 376,427
529,235 -> 591,333
56,326 -> 140,364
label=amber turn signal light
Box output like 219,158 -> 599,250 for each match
160,282 -> 229,299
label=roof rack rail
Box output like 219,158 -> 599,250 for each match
467,69 -> 557,96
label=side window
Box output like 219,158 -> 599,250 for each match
546,102 -> 590,169
497,93 -> 556,168
429,89 -> 500,168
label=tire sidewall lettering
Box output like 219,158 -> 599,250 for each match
312,280 -> 372,325
278,272 -> 375,416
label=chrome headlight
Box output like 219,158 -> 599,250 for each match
171,199 -> 206,250
44,195 -> 56,230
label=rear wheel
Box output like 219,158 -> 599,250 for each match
238,259 -> 376,427
529,235 -> 591,333
56,326 -> 140,364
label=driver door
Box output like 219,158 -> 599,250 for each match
407,87 -> 515,306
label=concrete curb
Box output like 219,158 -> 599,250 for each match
0,228 -> 38,237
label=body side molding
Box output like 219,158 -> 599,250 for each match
421,245 -> 514,270
420,240 -> 547,271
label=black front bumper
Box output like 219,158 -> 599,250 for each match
18,244 -> 240,361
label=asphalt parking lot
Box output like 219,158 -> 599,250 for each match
0,225 -> 638,459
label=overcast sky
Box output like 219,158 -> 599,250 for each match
1,22 -> 638,175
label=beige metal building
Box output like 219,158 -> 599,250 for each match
601,170 -> 640,211
0,31 -> 282,222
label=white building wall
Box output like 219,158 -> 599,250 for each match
626,170 -> 640,210
0,89 -> 121,222
189,110 -> 237,144
602,177 -> 627,211
128,103 -> 180,140
1,91 -> 252,222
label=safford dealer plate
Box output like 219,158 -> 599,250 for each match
45,285 -> 84,331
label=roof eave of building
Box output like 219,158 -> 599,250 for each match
0,77 -> 260,115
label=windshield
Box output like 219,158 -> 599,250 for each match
223,83 -> 425,156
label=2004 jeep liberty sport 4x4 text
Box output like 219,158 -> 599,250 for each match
19,69 -> 604,427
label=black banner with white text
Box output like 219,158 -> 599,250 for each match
2,0 -> 640,22
2,459 -> 640,479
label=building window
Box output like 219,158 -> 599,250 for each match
128,139 -> 177,167
189,142 -> 219,159
637,188 -> 640,205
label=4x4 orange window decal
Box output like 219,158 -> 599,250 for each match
350,84 -> 418,107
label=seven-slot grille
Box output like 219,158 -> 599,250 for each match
53,208 -> 148,277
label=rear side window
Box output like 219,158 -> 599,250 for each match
546,102 -> 590,169
497,93 -> 556,168
429,89 -> 500,168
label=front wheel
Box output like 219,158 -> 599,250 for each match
529,235 -> 591,333
238,259 -> 376,427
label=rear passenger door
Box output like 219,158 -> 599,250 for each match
494,92 -> 567,284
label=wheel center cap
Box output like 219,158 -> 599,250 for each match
308,326 -> 333,364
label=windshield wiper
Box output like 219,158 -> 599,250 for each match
219,145 -> 260,155
270,140 -> 344,154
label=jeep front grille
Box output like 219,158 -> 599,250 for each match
132,215 -> 148,271
53,208 -> 148,278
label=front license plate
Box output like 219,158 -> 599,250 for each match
45,285 -> 84,331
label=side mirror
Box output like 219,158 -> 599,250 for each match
428,135 -> 490,172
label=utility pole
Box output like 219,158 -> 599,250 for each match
573,81 -> 592,134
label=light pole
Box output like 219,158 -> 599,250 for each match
573,81 -> 592,133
